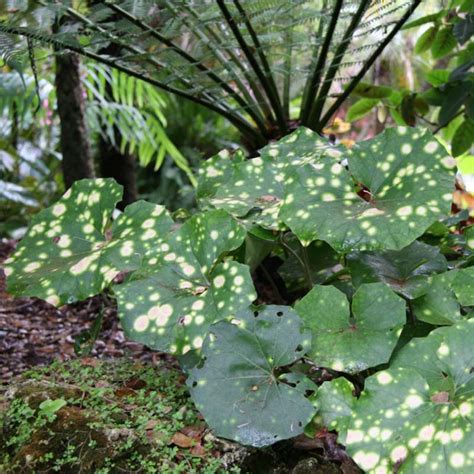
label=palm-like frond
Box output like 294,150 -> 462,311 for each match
84,63 -> 196,185
0,0 -> 421,147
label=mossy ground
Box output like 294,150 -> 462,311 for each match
0,358 -> 239,473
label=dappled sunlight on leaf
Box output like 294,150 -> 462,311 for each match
4,178 -> 173,305
116,210 -> 257,355
337,319 -> 474,473
282,127 -> 454,251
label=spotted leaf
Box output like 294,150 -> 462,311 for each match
116,210 -> 256,354
206,155 -> 286,229
187,306 -> 316,447
341,319 -> 474,473
281,127 -> 454,251
198,128 -> 337,230
5,178 -> 173,305
314,377 -> 354,431
295,283 -> 406,373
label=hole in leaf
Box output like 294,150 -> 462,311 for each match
253,311 -> 259,317
276,311 -> 283,317
304,389 -> 315,397
295,344 -> 303,352
192,381 -> 198,388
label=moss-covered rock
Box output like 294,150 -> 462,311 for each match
0,358 -> 239,473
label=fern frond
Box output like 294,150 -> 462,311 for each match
1,0 -> 421,144
84,63 -> 197,186
0,32 -> 27,74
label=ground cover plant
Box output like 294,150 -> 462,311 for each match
4,125 -> 474,473
0,358 -> 239,473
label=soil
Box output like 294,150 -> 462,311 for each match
0,239 -> 167,385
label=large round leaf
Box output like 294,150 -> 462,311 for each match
187,305 -> 316,447
347,241 -> 447,299
341,320 -> 474,473
116,210 -> 257,354
5,178 -> 173,305
295,283 -> 406,373
452,266 -> 474,306
281,127 -> 454,251
197,127 -> 338,230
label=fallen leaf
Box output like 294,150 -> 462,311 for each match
181,424 -> 205,440
145,419 -> 160,430
190,443 -> 206,456
80,357 -> 101,367
114,387 -> 137,398
170,432 -> 195,448
125,378 -> 147,390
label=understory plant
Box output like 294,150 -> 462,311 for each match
5,126 -> 474,473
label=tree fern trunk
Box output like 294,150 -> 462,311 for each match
98,136 -> 137,210
55,51 -> 95,188
96,42 -> 138,210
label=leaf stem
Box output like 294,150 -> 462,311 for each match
300,0 -> 342,124
321,268 -> 349,286
279,235 -> 313,290
259,263 -> 285,304
217,0 -> 287,133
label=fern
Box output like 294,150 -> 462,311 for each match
0,32 -> 26,75
0,0 -> 421,147
84,63 -> 196,185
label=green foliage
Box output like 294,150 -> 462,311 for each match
326,319 -> 474,473
0,0 -> 422,146
347,240 -> 448,298
295,283 -> 406,373
1,359 -> 230,473
116,210 -> 255,354
346,4 -> 474,158
6,126 -> 474,473
85,64 -> 196,184
188,306 -> 315,447
5,178 -> 173,305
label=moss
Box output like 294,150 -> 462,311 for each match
0,358 -> 235,473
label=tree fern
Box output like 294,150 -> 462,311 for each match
0,0 -> 421,148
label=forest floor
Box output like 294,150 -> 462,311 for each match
0,239 -> 358,473
0,239 -> 162,385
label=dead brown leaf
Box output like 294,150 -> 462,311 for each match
170,432 -> 195,448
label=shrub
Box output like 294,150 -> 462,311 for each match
5,127 -> 474,473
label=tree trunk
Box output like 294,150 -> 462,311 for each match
98,135 -> 137,210
96,61 -> 138,209
55,52 -> 95,188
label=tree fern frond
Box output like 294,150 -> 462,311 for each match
1,0 -> 421,144
0,32 -> 27,75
